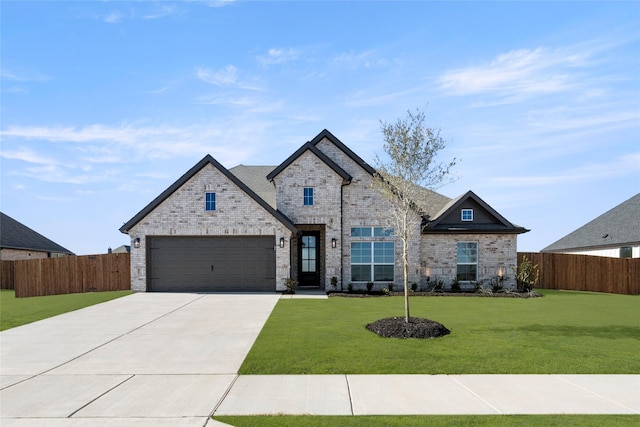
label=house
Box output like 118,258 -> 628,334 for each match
108,245 -> 131,254
541,193 -> 640,258
120,129 -> 528,292
0,212 -> 74,260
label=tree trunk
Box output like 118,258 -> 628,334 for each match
403,239 -> 410,323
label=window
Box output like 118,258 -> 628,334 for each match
205,192 -> 216,211
461,209 -> 473,221
351,241 -> 394,282
303,187 -> 314,206
350,227 -> 393,237
620,247 -> 633,258
457,242 -> 478,281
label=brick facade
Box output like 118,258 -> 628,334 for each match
420,233 -> 518,289
127,164 -> 293,292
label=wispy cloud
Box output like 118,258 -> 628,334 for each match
196,65 -> 238,86
438,46 -> 588,102
333,50 -> 389,69
0,147 -> 57,165
1,122 -> 261,167
1,68 -> 50,82
201,0 -> 237,8
258,48 -> 300,65
143,5 -> 177,20
103,11 -> 125,24
490,152 -> 640,188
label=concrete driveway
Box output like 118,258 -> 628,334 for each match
0,292 -> 280,427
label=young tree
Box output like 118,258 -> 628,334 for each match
373,109 -> 456,323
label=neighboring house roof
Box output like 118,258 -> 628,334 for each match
542,193 -> 640,252
266,141 -> 352,183
422,190 -> 529,234
119,155 -> 297,234
111,245 -> 131,253
0,212 -> 74,255
229,165 -> 278,208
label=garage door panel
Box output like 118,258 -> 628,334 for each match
148,236 -> 276,292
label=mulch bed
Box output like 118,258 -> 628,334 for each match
366,317 -> 451,339
328,290 -> 542,298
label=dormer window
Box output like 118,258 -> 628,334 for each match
461,209 -> 473,222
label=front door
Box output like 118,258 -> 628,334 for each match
298,232 -> 320,286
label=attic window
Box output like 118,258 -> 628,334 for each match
461,209 -> 473,222
303,187 -> 314,206
205,192 -> 216,211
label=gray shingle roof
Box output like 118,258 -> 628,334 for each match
0,212 -> 74,255
542,193 -> 640,252
229,165 -> 278,208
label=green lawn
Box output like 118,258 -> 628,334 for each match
0,289 -> 132,331
213,415 -> 639,426
240,290 -> 640,374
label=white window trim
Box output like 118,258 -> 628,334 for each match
456,241 -> 478,282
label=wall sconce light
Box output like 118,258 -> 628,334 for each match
331,238 -> 337,248
497,266 -> 505,282
279,237 -> 285,248
425,267 -> 431,282
133,237 -> 141,249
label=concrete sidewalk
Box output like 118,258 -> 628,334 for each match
215,374 -> 640,416
1,292 -> 638,427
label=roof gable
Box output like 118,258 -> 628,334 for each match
310,129 -> 376,175
120,155 -> 296,234
542,193 -> 640,252
0,212 -> 74,254
422,190 -> 528,234
266,141 -> 352,182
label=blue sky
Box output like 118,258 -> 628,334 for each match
1,1 -> 639,255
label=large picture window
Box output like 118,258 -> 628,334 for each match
457,242 -> 478,281
351,241 -> 394,282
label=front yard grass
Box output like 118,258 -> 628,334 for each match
240,289 -> 640,374
0,289 -> 132,331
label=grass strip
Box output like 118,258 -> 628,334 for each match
213,415 -> 639,427
0,289 -> 132,330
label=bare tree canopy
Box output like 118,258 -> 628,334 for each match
374,108 -> 457,322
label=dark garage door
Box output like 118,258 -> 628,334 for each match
148,236 -> 276,292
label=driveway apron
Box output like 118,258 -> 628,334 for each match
0,292 -> 280,427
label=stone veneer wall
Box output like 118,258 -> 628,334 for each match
127,164 -> 293,292
420,233 -> 518,289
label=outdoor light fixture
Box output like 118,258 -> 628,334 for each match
133,237 -> 141,249
279,237 -> 285,248
425,267 -> 431,282
331,238 -> 337,248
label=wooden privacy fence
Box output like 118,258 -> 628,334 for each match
0,260 -> 15,290
518,252 -> 639,295
7,253 -> 130,298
